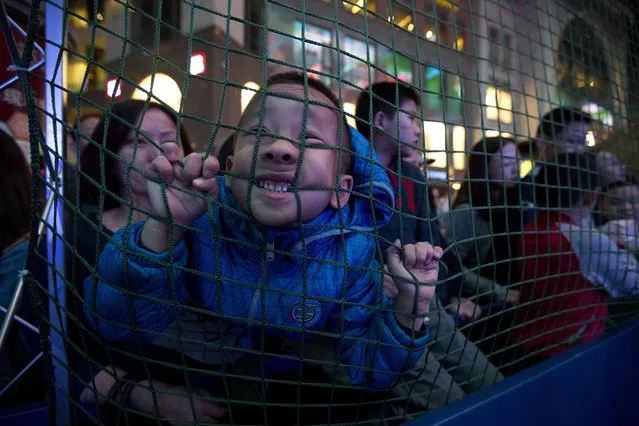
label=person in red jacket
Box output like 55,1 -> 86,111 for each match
510,153 -> 639,369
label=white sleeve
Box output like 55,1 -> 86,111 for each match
559,222 -> 639,299
600,220 -> 639,253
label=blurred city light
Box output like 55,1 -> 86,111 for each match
106,78 -> 121,98
520,159 -> 534,178
190,52 -> 206,76
343,0 -> 365,14
343,102 -> 357,127
485,86 -> 513,124
132,73 -> 182,111
241,81 -> 260,113
423,121 -> 446,168
485,130 -> 513,138
452,126 -> 466,170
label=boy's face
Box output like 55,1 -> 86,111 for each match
227,83 -> 353,227
380,99 -> 421,157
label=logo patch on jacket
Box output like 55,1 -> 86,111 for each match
290,299 -> 321,324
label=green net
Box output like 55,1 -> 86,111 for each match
2,0 -> 639,424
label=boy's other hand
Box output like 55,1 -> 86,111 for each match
387,240 -> 442,331
143,143 -> 219,252
382,265 -> 399,298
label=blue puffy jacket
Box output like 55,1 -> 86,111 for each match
85,127 -> 428,390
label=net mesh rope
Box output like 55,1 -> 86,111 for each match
4,0 -> 639,424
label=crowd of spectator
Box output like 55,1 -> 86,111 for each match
1,73 -> 638,425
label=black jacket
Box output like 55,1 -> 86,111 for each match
377,158 -> 462,303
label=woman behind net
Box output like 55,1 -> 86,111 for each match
69,100 -> 227,425
442,136 -> 536,365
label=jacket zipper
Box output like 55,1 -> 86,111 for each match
266,238 -> 275,262
247,288 -> 261,329
247,235 -> 275,326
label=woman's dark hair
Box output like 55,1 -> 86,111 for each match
0,130 -> 32,253
74,112 -> 102,131
535,152 -> 600,209
452,136 -> 518,217
79,100 -> 194,211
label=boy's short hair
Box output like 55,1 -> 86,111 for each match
535,152 -> 600,209
238,71 -> 352,174
536,107 -> 592,140
355,81 -> 420,140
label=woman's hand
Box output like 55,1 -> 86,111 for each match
449,297 -> 483,322
130,381 -> 226,425
80,367 -> 226,424
79,366 -> 125,405
505,289 -> 520,305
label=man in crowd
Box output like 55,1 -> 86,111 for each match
532,106 -> 592,176
355,81 -> 503,414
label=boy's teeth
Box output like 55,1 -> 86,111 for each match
258,180 -> 290,193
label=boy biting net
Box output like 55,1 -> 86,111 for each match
86,72 -> 442,391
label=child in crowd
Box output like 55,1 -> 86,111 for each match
594,150 -> 629,187
510,153 -> 639,367
599,181 -> 639,255
85,72 -> 442,397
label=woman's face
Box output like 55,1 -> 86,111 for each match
488,143 -> 520,188
602,185 -> 639,222
115,108 -> 183,196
